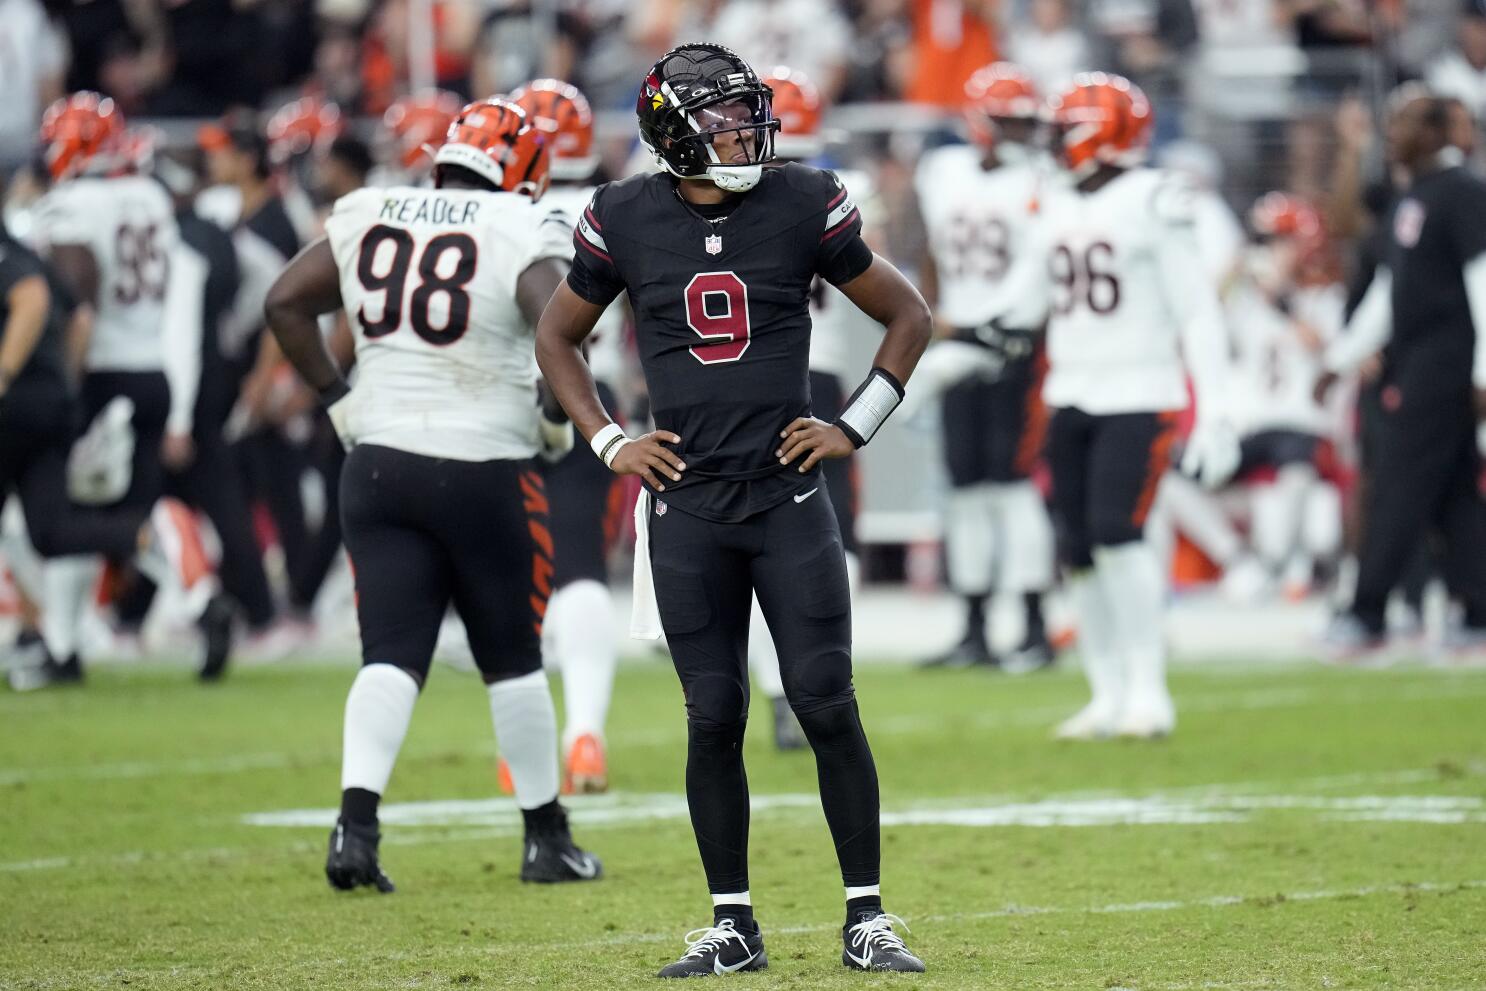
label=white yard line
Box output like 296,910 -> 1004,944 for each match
569,878 -> 1486,948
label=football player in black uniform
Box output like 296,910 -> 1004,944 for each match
537,45 -> 932,977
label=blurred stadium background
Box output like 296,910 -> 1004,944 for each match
4,1 -> 1486,988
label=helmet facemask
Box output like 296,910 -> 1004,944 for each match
638,46 -> 779,193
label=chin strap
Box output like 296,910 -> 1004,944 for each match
706,164 -> 763,192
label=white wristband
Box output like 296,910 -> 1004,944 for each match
589,422 -> 631,469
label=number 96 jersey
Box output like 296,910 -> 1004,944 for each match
1036,168 -> 1201,415
324,185 -> 572,461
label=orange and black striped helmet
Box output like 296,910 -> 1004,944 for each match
963,62 -> 1040,152
763,66 -> 823,158
434,97 -> 550,199
1046,72 -> 1151,178
266,96 -> 343,164
381,90 -> 463,170
39,92 -> 125,180
508,78 -> 597,181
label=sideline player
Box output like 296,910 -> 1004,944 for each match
510,78 -> 622,791
913,62 -> 1056,670
264,98 -> 602,889
28,93 -> 232,683
997,73 -> 1239,739
537,44 -> 930,976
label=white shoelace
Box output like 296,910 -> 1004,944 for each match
681,918 -> 749,960
847,913 -> 911,954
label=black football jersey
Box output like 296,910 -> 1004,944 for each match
1382,164 -> 1486,404
0,236 -> 71,392
567,163 -> 866,522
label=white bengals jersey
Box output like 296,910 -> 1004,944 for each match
915,144 -> 1041,329
1227,276 -> 1343,436
541,183 -> 627,386
323,185 -> 570,461
1034,167 -> 1208,414
35,175 -> 177,372
809,167 -> 877,378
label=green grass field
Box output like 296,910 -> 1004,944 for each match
3,656 -> 1485,989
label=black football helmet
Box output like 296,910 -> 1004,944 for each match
637,43 -> 778,192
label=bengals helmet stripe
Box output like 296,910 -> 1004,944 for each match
509,78 -> 597,181
1047,72 -> 1152,178
382,90 -> 463,170
962,62 -> 1040,153
764,66 -> 823,159
434,98 -> 550,200
39,92 -> 125,181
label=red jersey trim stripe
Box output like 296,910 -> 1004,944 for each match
820,207 -> 861,243
575,233 -> 611,262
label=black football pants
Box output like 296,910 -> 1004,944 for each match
0,380 -> 139,560
1350,400 -> 1486,633
648,480 -> 879,894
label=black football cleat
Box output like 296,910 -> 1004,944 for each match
325,818 -> 395,893
842,911 -> 925,973
8,650 -> 83,692
197,593 -> 235,682
919,637 -> 998,670
658,918 -> 768,978
1006,632 -> 1056,672
519,805 -> 603,883
771,695 -> 808,751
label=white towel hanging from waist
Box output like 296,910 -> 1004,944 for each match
629,489 -> 664,640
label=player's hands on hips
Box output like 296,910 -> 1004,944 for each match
777,417 -> 854,473
610,431 -> 686,491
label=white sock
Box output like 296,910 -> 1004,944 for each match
845,884 -> 881,901
747,592 -> 786,699
1,500 -> 43,603
546,579 -> 617,751
944,484 -> 995,595
712,891 -> 752,907
487,669 -> 561,810
340,664 -> 420,794
1252,464 -> 1315,570
1093,542 -> 1169,709
1068,569 -> 1121,711
40,555 -> 99,661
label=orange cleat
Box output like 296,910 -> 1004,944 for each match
563,733 -> 608,795
496,757 -> 515,795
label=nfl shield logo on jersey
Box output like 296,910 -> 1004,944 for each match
656,500 -> 668,516
705,234 -> 722,255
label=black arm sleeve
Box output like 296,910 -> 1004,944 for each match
814,170 -> 869,285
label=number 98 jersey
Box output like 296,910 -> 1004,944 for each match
1037,168 -> 1200,415
324,185 -> 572,461
34,175 -> 178,373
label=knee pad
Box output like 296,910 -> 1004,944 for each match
794,698 -> 865,749
784,651 -> 855,716
685,672 -> 749,732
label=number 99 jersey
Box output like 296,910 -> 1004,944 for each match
1037,168 -> 1201,415
914,144 -> 1040,329
34,174 -> 177,373
323,185 -> 572,461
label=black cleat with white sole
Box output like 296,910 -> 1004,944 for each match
842,911 -> 924,972
519,804 -> 603,884
658,918 -> 768,978
325,818 -> 395,893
